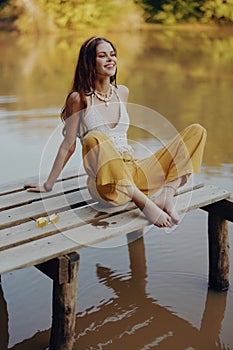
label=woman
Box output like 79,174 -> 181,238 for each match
25,36 -> 207,228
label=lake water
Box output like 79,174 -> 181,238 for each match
0,27 -> 233,349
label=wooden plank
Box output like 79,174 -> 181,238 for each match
0,185 -> 230,274
0,184 -> 229,251
175,181 -> 203,195
0,202 -> 134,250
83,182 -> 204,215
175,185 -> 230,213
0,169 -> 83,194
0,175 -> 40,195
0,188 -> 92,229
0,178 -> 201,216
0,205 -> 98,250
0,182 -> 204,250
0,175 -> 87,211
0,208 -> 150,274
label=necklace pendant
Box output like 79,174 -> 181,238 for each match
94,85 -> 113,106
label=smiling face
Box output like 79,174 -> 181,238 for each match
95,41 -> 117,79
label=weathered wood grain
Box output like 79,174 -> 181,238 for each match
0,184 -> 224,252
208,213 -> 230,291
0,169 -> 83,195
0,175 -> 87,211
49,252 -> 80,350
0,185 -> 231,275
0,188 -> 91,229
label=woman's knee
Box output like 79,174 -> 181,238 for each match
186,123 -> 207,138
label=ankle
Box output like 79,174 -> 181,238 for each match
163,184 -> 177,195
164,177 -> 183,193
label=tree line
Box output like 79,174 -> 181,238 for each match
0,0 -> 232,33
135,0 -> 233,24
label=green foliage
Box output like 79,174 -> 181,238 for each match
1,0 -> 233,32
0,0 -> 9,8
200,0 -> 233,24
0,0 -> 141,33
0,0 -> 19,31
135,0 -> 233,24
34,0 -> 116,31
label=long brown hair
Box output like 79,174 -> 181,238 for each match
61,37 -> 117,122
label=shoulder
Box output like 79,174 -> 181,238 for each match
65,91 -> 82,119
115,84 -> 129,102
67,91 -> 82,109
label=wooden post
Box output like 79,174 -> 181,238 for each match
36,252 -> 80,350
208,213 -> 229,291
49,252 -> 80,350
0,276 -> 9,350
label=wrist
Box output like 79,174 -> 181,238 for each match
43,182 -> 53,192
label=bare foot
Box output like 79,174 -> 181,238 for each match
153,188 -> 180,224
142,199 -> 173,228
126,185 -> 173,228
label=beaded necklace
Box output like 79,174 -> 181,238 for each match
93,85 -> 113,107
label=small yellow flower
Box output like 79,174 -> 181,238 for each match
36,217 -> 48,227
49,213 -> 60,224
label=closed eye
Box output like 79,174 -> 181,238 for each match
97,51 -> 116,58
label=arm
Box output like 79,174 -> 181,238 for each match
25,92 -> 82,192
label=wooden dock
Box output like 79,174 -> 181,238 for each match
0,172 -> 232,349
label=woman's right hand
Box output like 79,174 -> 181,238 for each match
24,184 -> 47,193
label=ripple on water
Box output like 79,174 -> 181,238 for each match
75,270 -> 233,350
0,95 -> 18,103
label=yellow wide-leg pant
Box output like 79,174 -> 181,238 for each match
82,124 -> 207,206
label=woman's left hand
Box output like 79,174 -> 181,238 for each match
24,184 -> 47,193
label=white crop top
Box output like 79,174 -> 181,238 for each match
78,87 -> 133,154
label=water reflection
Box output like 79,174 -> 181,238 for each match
0,232 -> 230,350
76,232 -> 229,350
125,30 -> 233,167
